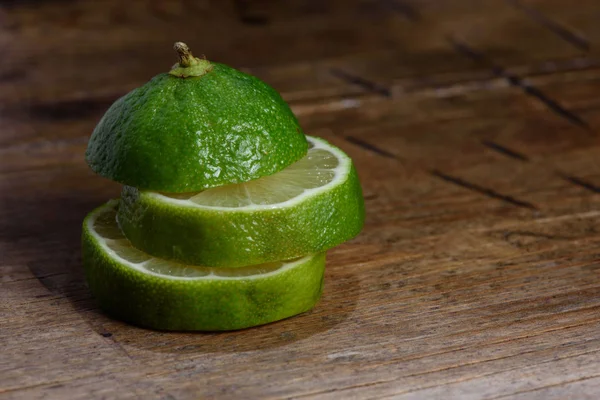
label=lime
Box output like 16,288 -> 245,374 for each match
82,200 -> 325,331
85,42 -> 307,193
117,136 -> 365,268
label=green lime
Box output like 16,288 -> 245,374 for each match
82,200 -> 325,331
117,136 -> 365,268
85,42 -> 307,193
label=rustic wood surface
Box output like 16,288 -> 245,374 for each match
3,0 -> 600,398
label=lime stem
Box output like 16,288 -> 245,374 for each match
169,42 -> 213,78
174,42 -> 195,67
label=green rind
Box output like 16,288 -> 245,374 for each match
82,202 -> 325,331
85,63 -> 307,192
117,142 -> 365,268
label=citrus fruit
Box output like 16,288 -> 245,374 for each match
117,136 -> 365,268
85,42 -> 308,193
82,200 -> 325,331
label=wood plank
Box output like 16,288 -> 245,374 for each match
2,0 -> 596,110
5,1 -> 600,398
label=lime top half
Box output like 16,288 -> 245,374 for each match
86,43 -> 307,193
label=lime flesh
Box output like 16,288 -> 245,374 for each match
86,63 -> 307,193
118,136 -> 365,267
83,200 -> 325,331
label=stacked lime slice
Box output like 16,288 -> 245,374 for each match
83,43 -> 365,331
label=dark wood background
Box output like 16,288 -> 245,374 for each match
3,0 -> 600,398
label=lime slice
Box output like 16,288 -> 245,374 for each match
85,43 -> 307,193
83,200 -> 326,331
118,136 -> 365,268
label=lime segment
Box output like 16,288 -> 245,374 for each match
83,200 -> 326,331
118,136 -> 365,267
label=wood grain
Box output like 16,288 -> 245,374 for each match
3,0 -> 600,399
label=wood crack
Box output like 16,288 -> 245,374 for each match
449,37 -> 591,131
559,174 -> 600,194
482,140 -> 529,162
505,0 -> 590,51
330,68 -> 392,98
430,169 -> 538,210
345,136 -> 398,159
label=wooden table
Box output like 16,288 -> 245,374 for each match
3,1 -> 600,398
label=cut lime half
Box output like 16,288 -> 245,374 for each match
85,52 -> 308,193
118,136 -> 365,267
83,200 -> 325,331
